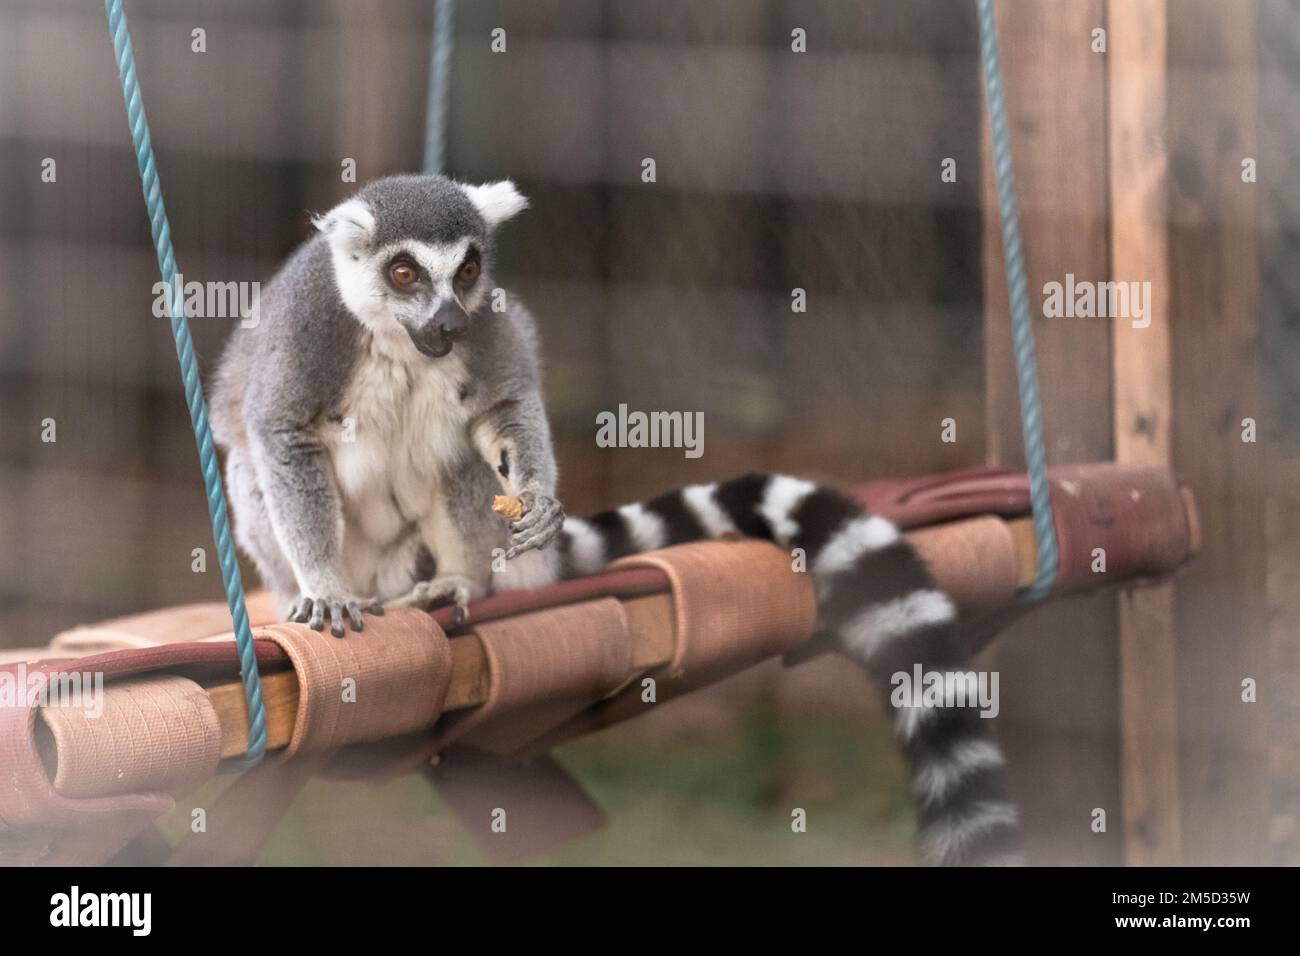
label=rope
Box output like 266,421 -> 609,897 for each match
423,0 -> 456,174
103,0 -> 268,764
975,0 -> 1059,601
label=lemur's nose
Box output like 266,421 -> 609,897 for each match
433,299 -> 469,339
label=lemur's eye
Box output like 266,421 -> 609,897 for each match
389,261 -> 418,287
456,258 -> 480,285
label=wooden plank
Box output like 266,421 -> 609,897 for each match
980,0 -> 1119,865
1107,0 -> 1183,866
324,0 -> 425,198
1166,0 -> 1268,866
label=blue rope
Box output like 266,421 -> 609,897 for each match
104,0 -> 268,764
976,0 -> 1059,602
423,0 -> 456,174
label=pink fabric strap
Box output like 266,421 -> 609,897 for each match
256,610 -> 452,758
434,598 -> 633,755
522,540 -> 819,758
39,673 -> 221,799
612,539 -> 817,677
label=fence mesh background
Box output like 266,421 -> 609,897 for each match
0,0 -> 989,638
0,0 -> 1295,865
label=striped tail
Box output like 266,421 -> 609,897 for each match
558,472 -> 1021,866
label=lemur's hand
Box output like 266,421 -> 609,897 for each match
288,593 -> 383,638
387,574 -> 475,627
506,491 -> 564,560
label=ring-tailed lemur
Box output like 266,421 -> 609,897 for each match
212,174 -> 1018,865
213,174 -> 566,634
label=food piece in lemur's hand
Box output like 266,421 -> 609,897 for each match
492,495 -> 526,523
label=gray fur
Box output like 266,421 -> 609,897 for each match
357,175 -> 490,249
212,174 -> 562,636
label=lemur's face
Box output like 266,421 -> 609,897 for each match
313,175 -> 527,358
366,236 -> 483,359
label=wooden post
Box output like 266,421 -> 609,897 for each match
1166,0 -> 1268,866
1107,0 -> 1183,866
981,0 -> 1120,864
327,1 -> 426,198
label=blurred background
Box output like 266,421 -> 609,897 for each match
0,0 -> 1295,865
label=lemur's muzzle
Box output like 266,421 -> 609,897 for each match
410,299 -> 469,359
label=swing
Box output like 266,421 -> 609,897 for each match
0,0 -> 1199,865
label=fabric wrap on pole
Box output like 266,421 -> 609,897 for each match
431,599 -> 634,755
256,610 -> 453,758
39,675 -> 222,799
518,540 -> 819,758
908,515 -> 1021,610
613,540 -> 818,678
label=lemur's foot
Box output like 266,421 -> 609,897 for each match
506,491 -> 565,560
388,574 -> 474,627
288,594 -> 383,638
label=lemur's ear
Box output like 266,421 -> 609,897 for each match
462,180 -> 528,229
311,198 -> 375,252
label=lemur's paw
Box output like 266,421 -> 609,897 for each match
388,574 -> 474,627
288,594 -> 381,638
506,492 -> 564,560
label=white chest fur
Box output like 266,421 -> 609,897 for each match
327,333 -> 472,545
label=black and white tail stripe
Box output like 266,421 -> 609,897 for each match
557,472 -> 1020,866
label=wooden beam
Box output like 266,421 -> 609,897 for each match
1107,0 -> 1183,866
1167,0 -> 1268,866
324,0 -> 425,200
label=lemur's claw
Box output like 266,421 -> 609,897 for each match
508,493 -> 564,558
